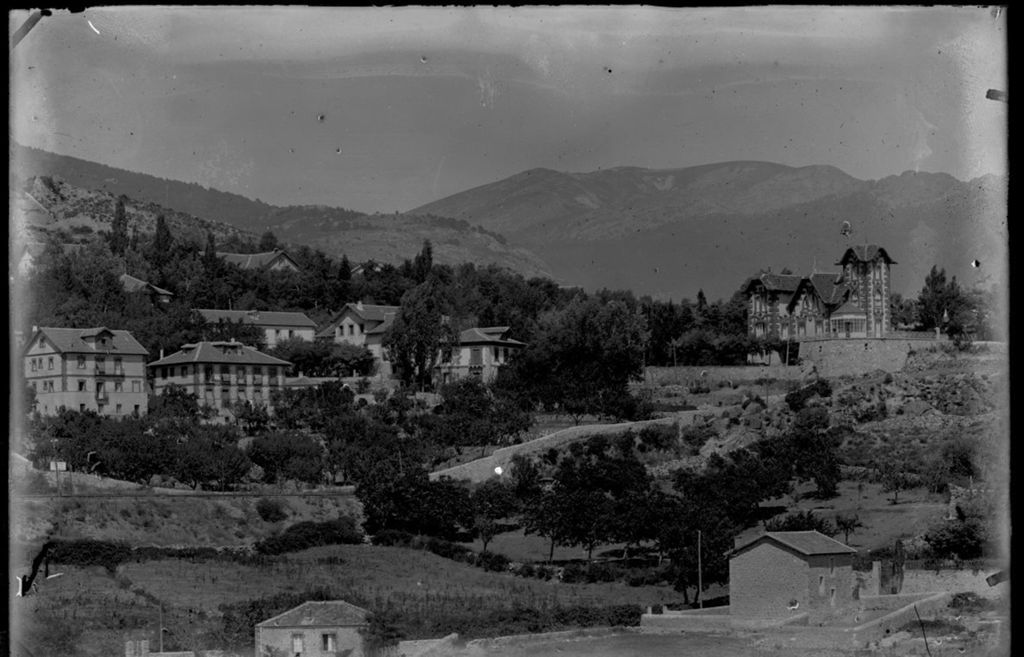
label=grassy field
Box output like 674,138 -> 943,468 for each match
13,543 -> 694,656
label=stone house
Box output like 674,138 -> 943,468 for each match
316,301 -> 400,376
743,244 -> 896,341
23,326 -> 149,417
434,326 -> 525,385
255,600 -> 369,657
147,340 -> 291,422
198,309 -> 317,349
729,531 -> 858,622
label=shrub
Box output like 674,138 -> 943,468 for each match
638,423 -> 677,450
370,529 -> 414,547
475,550 -> 511,572
559,563 -> 588,584
515,563 -> 537,578
254,517 -> 364,555
785,379 -> 833,412
50,539 -> 132,573
255,498 -> 288,523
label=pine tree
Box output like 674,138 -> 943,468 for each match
150,215 -> 174,269
258,230 -> 279,252
108,196 -> 128,255
202,232 -> 219,271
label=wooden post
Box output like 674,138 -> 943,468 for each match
697,530 -> 703,609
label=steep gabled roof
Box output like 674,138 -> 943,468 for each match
731,531 -> 857,559
147,341 -> 292,367
809,273 -> 850,306
836,245 -> 896,266
457,326 -> 526,346
365,314 -> 396,336
831,300 -> 867,317
345,303 -> 400,322
743,272 -> 803,294
217,249 -> 301,271
26,327 -> 149,357
256,600 -> 369,628
318,303 -> 400,337
198,309 -> 316,328
120,274 -> 174,298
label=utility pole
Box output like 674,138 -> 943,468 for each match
159,604 -> 164,652
697,530 -> 703,609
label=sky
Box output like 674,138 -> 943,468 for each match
10,6 -> 1007,213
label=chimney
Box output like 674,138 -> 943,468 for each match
159,348 -> 164,359
356,300 -> 364,311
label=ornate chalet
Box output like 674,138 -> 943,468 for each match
743,245 -> 895,340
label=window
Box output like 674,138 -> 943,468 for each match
161,367 -> 168,379
115,382 -> 123,392
79,404 -> 85,412
288,329 -> 294,338
31,359 -> 37,372
818,575 -> 825,595
134,405 -> 140,415
116,404 -> 122,414
114,357 -> 123,373
78,355 -> 86,369
78,380 -> 86,392
96,356 -> 105,372
291,634 -> 304,654
829,558 -> 835,576
348,324 -> 354,336
359,323 -> 365,334
48,357 -> 54,370
321,633 -> 337,652
132,380 -> 141,393
181,366 -> 189,377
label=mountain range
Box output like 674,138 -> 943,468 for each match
410,162 -> 1006,299
13,145 -> 1005,300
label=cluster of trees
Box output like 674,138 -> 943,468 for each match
893,265 -> 999,344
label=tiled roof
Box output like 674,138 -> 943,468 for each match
147,341 -> 292,367
836,245 -> 896,265
808,273 -> 849,306
457,326 -> 526,346
732,531 -> 857,558
217,250 -> 300,270
120,274 -> 174,298
365,314 -> 396,336
256,600 -> 369,628
831,300 -> 866,316
346,303 -> 400,322
27,327 -> 149,357
743,272 -> 803,294
198,309 -> 316,328
318,303 -> 399,337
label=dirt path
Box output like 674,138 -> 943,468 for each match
429,414 -> 698,483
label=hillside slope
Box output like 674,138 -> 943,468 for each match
13,145 -> 554,277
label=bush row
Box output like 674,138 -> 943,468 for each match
254,518 -> 364,555
49,539 -> 276,572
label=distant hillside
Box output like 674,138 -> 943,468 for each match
15,175 -> 259,247
12,145 -> 554,277
13,144 -> 275,233
410,163 -> 1007,299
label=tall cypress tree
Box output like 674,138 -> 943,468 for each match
109,196 -> 128,255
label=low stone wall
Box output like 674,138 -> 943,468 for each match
800,338 -> 946,378
900,568 -> 1009,599
640,610 -> 735,633
646,365 -> 805,386
398,633 -> 460,657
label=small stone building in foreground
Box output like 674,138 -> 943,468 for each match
729,530 -> 858,622
255,600 -> 369,657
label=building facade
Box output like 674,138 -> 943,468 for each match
255,600 -> 368,657
729,531 -> 857,622
435,326 -> 525,385
23,327 -> 149,417
147,341 -> 291,422
198,309 -> 317,349
317,302 -> 399,376
743,244 -> 895,341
